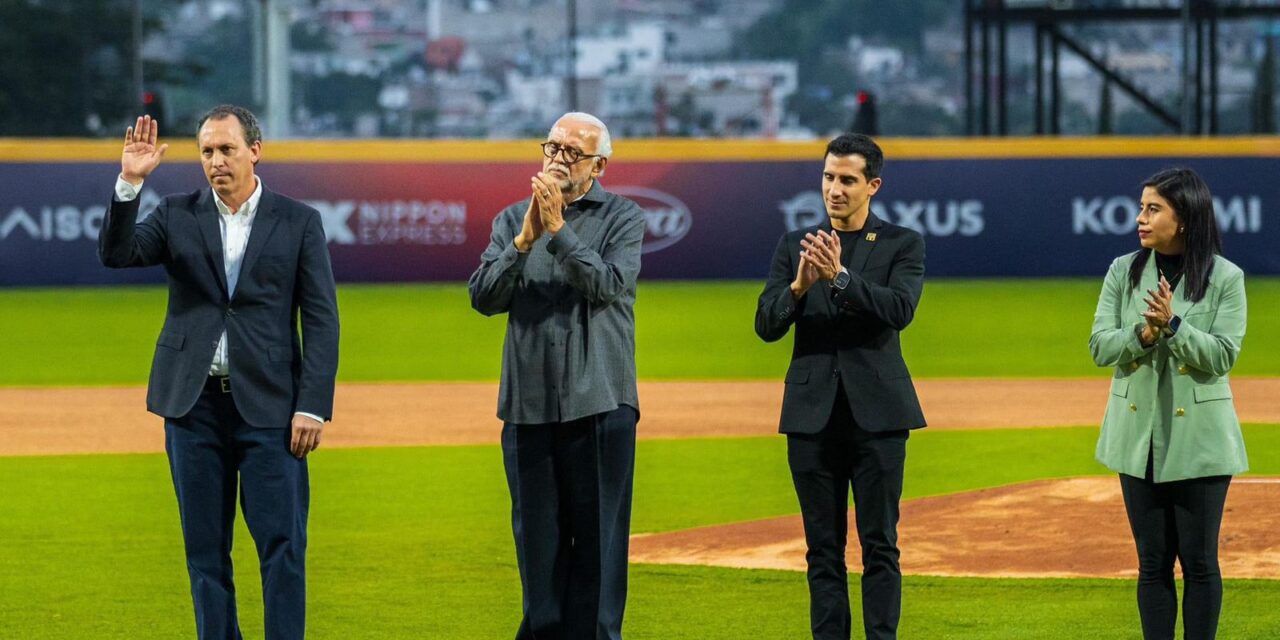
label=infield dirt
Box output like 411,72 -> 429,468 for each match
5,378 -> 1278,579
3,378 -> 1279,456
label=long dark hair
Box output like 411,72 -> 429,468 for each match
1127,168 -> 1222,302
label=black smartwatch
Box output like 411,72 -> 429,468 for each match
832,268 -> 851,292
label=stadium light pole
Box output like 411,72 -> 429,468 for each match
567,0 -> 578,112
1181,0 -> 1192,134
132,0 -> 144,114
256,0 -> 292,138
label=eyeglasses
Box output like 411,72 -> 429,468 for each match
541,141 -> 600,165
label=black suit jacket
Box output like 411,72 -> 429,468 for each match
99,185 -> 339,429
755,213 -> 926,434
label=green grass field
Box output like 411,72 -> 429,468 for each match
2,280 -> 1278,638
4,279 -> 1280,385
4,428 -> 1280,639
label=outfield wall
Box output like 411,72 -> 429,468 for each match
1,138 -> 1278,285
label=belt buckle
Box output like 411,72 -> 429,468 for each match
219,377 -> 231,393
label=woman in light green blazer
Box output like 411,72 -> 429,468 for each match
1090,167 -> 1247,640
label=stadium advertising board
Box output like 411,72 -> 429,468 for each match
0,154 -> 1275,285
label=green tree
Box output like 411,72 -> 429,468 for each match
735,0 -> 955,135
0,0 -> 143,136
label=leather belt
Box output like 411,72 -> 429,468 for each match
207,375 -> 232,394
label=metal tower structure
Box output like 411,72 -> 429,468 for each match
965,0 -> 1280,135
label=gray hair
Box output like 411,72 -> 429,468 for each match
554,112 -> 612,159
196,104 -> 263,146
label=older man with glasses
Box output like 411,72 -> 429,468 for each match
469,112 -> 645,640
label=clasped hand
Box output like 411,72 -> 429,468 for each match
1136,276 -> 1174,346
791,230 -> 842,297
1142,276 -> 1175,331
514,173 -> 565,252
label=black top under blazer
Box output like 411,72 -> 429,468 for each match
755,213 -> 927,434
99,186 -> 340,429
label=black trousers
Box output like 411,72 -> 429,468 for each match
501,405 -> 638,640
787,384 -> 909,640
164,376 -> 309,640
1119,455 -> 1231,640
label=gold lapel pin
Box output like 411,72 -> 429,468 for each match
866,232 -> 877,242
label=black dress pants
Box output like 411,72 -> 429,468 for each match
501,405 -> 638,640
1119,453 -> 1231,640
787,384 -> 908,640
164,376 -> 309,640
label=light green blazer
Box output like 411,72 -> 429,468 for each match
1090,252 -> 1248,482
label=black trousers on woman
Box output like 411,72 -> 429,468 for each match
1119,453 -> 1231,640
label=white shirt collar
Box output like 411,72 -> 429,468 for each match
212,176 -> 264,218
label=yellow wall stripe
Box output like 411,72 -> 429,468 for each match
3,136 -> 1280,163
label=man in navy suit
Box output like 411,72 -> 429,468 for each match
99,106 -> 339,640
756,134 -> 926,640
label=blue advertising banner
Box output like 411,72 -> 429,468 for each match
1,148 -> 1276,286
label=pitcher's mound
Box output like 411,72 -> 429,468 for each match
630,476 -> 1280,579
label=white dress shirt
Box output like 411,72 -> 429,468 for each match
114,175 -> 324,425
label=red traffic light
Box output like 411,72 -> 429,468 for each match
142,91 -> 156,106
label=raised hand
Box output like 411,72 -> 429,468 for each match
121,115 -> 169,184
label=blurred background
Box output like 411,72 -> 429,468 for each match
5,5 -> 1280,638
6,0 -> 1280,140
5,0 -> 1280,287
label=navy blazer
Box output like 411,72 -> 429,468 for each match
99,186 -> 339,429
755,213 -> 927,434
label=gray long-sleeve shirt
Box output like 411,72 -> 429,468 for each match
469,180 -> 644,425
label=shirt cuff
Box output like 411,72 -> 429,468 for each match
546,223 -> 580,257
294,411 -> 325,424
115,175 -> 143,202
502,240 -> 529,270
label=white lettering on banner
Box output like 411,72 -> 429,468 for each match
875,200 -> 984,236
0,205 -> 108,241
0,208 -> 39,239
1217,196 -> 1263,233
1071,197 -> 1136,234
781,191 -> 985,237
311,201 -> 356,244
0,189 -> 157,243
609,186 -> 692,254
305,199 -> 467,246
1072,196 -> 1263,235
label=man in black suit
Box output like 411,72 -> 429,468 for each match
755,133 -> 925,640
99,107 -> 339,640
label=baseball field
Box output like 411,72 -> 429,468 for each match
2,278 -> 1279,639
